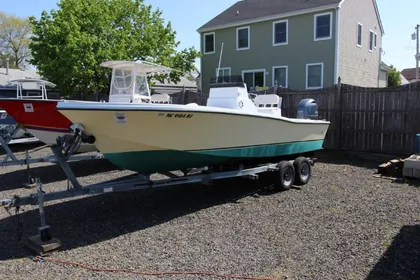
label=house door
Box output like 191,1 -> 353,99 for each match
243,70 -> 265,91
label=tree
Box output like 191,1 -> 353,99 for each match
0,12 -> 32,69
29,0 -> 200,96
388,64 -> 401,87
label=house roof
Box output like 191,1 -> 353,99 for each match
372,0 -> 385,35
400,74 -> 409,85
380,61 -> 390,72
197,0 -> 385,35
197,0 -> 342,32
401,67 -> 420,81
152,76 -> 197,88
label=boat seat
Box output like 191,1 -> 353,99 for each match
253,94 -> 282,108
151,94 -> 172,104
253,94 -> 282,116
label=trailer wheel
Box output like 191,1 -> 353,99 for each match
293,157 -> 311,186
274,161 -> 295,191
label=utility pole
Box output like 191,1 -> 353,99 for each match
416,24 -> 420,81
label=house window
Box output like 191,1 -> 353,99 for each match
306,63 -> 324,89
272,66 -> 288,88
374,32 -> 377,48
242,69 -> 265,91
216,67 -> 231,77
369,30 -> 374,52
204,32 -> 215,54
273,20 -> 288,45
215,67 -> 231,82
357,23 -> 362,47
236,26 -> 250,50
314,12 -> 332,41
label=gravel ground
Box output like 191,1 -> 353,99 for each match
1,144 -> 420,280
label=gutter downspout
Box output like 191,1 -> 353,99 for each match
377,48 -> 382,87
334,4 -> 341,85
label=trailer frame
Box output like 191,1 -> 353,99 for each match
0,127 -> 316,255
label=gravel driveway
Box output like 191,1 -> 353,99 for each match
1,145 -> 420,280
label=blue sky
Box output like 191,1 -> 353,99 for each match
1,0 -> 419,72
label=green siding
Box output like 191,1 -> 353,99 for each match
200,9 -> 337,93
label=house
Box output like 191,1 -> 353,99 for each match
400,74 -> 409,85
151,75 -> 198,95
378,61 -> 390,87
401,67 -> 420,83
196,0 -> 385,93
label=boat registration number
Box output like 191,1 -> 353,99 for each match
158,113 -> 194,119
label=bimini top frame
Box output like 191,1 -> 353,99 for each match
8,78 -> 57,100
100,60 -> 172,104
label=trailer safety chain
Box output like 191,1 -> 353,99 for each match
28,255 -> 288,280
3,202 -> 23,241
15,206 -> 23,241
4,205 -> 24,241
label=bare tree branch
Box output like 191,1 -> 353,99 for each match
0,12 -> 32,68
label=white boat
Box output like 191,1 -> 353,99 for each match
55,60 -> 331,174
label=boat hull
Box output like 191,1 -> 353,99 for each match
104,140 -> 324,173
0,99 -> 97,153
57,103 -> 330,173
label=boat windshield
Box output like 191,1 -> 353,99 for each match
135,75 -> 149,96
111,68 -> 134,95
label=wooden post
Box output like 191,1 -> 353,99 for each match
336,76 -> 342,150
181,85 -> 186,104
274,80 -> 278,95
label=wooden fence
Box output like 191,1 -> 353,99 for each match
14,80 -> 419,155
162,90 -> 208,105
267,81 -> 420,156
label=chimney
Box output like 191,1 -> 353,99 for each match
6,58 -> 9,75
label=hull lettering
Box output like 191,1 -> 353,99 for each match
160,113 -> 193,119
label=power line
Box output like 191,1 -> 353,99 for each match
399,49 -> 415,65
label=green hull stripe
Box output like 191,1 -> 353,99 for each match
104,140 -> 324,173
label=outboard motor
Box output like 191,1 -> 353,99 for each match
297,98 -> 319,120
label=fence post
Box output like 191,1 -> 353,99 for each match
181,86 -> 186,104
336,77 -> 342,150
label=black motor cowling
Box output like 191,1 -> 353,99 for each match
297,98 -> 319,120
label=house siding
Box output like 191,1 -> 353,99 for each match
338,0 -> 383,87
200,9 -> 336,94
378,70 -> 388,87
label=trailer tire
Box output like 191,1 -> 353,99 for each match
274,161 -> 295,191
293,157 -> 311,186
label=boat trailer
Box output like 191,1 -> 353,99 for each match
0,124 -> 38,163
0,124 -> 105,171
0,126 -> 315,255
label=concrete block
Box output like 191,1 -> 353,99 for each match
414,169 -> 420,179
403,167 -> 413,177
404,158 -> 420,169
